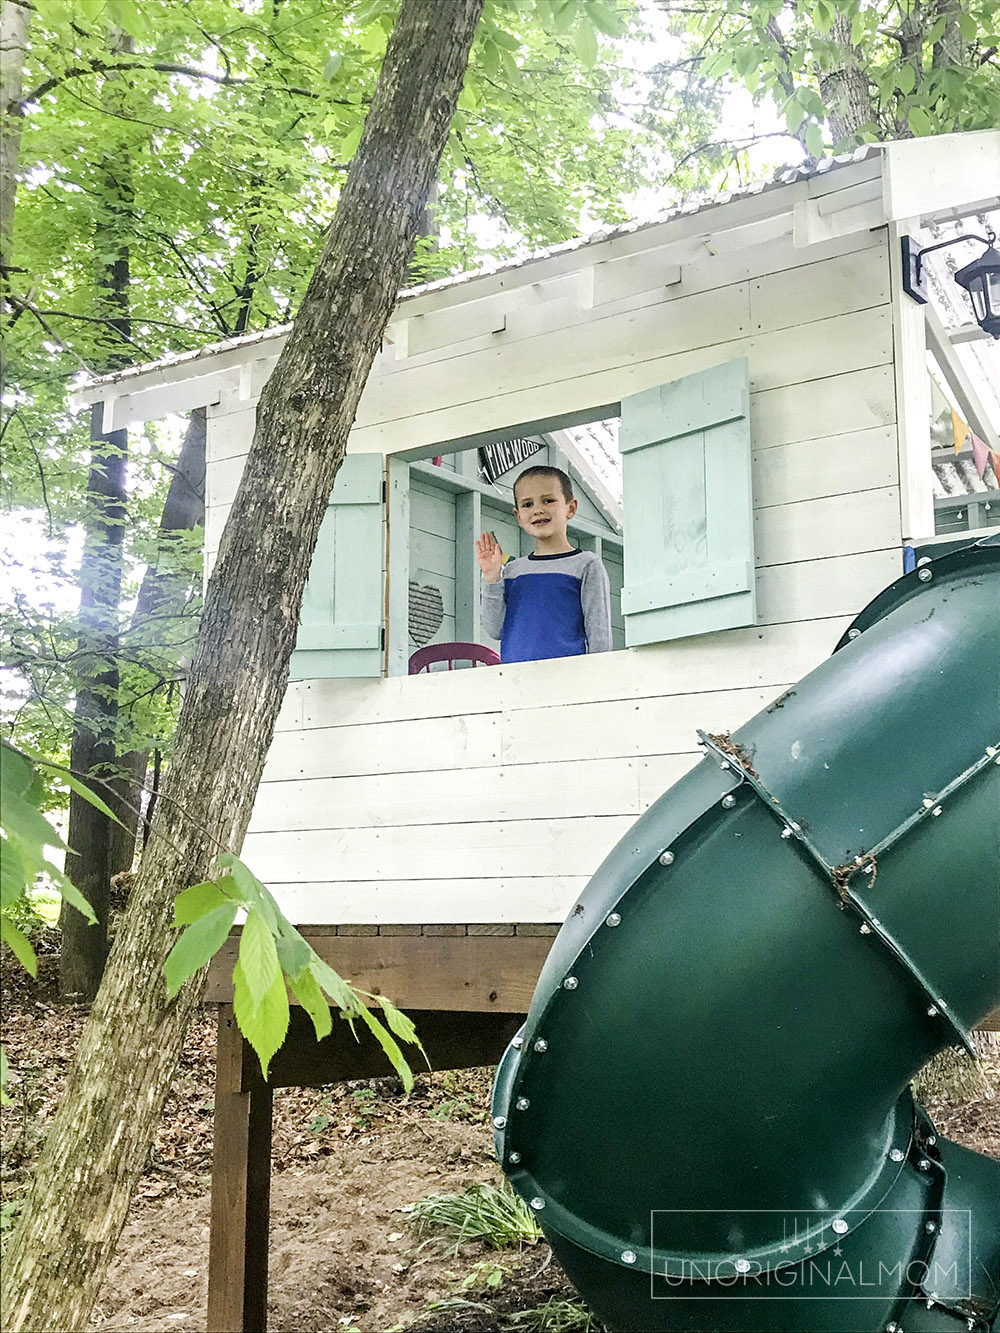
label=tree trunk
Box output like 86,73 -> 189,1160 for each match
107,407 -> 207,878
59,407 -> 128,999
0,0 -> 31,277
59,28 -> 135,999
819,13 -> 877,146
0,0 -> 484,1326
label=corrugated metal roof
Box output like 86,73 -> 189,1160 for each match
76,147 -> 882,393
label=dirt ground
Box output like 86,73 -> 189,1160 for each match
2,937 -> 998,1333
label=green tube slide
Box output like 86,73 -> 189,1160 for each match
492,533 -> 1000,1332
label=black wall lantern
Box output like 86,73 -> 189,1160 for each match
901,229 -> 1000,339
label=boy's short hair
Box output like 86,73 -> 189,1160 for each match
514,465 -> 574,502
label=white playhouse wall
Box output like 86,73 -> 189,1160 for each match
229,163 -> 904,924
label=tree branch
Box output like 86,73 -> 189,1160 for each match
21,58 -> 339,108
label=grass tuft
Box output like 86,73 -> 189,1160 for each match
406,1181 -> 542,1254
506,1297 -> 605,1331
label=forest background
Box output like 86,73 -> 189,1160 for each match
1,0 -> 998,1328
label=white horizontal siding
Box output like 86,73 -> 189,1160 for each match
257,878 -> 589,925
244,815 -> 634,882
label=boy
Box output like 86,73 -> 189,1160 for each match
476,465 -> 612,663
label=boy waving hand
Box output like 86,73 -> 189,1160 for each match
477,466 -> 612,664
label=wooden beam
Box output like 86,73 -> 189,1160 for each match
882,131 -> 1000,224
207,1006 -> 273,1333
454,489 -> 482,642
205,931 -> 554,1011
385,455 -> 411,677
266,1004 -> 524,1088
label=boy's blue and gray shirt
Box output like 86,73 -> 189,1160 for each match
481,548 -> 612,663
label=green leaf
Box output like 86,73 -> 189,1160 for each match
813,0 -> 834,34
805,121 -> 824,158
479,40 -> 500,77
0,838 -> 28,909
164,902 -> 238,998
173,879 -> 233,926
376,994 -> 425,1059
458,80 -> 479,111
238,909 -> 282,1011
233,957 -> 289,1080
308,953 -> 360,1012
585,0 -> 623,38
785,100 -> 807,133
2,787 -> 65,860
357,22 -> 387,55
574,20 -> 598,70
274,923 -> 312,980
1,916 -> 38,977
28,755 -> 125,827
926,16 -> 948,46
487,25 -> 521,51
0,743 -> 33,801
338,122 -> 364,160
958,11 -> 978,42
896,63 -> 917,96
216,853 -> 278,930
44,865 -> 97,924
355,1002 -> 414,1093
288,965 -> 333,1042
551,0 -> 577,34
908,105 -> 933,135
323,52 -> 344,81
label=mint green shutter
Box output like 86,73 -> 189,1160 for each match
620,358 -> 755,646
289,453 -> 385,679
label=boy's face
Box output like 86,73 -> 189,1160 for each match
513,476 -> 578,545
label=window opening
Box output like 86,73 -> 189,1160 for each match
402,420 -> 626,674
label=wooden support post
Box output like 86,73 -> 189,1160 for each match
455,489 -> 482,642
207,1005 -> 273,1333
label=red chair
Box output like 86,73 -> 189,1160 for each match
408,642 -> 501,674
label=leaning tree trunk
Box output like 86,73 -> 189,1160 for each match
0,0 -> 484,1327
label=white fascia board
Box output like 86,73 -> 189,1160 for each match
92,368 -> 239,431
882,131 -> 1000,224
71,332 -> 290,411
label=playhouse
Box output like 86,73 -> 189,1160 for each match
73,130 -> 1000,1332
77,130 -> 1000,933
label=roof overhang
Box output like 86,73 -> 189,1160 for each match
71,131 -> 999,435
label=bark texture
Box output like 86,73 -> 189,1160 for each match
819,13 -> 876,145
0,0 -> 31,274
0,0 -> 484,1327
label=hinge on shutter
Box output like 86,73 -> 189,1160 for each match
381,479 -> 387,503
380,626 -> 386,650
